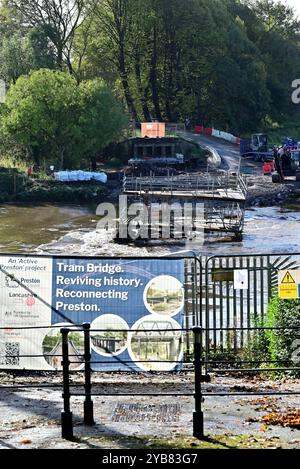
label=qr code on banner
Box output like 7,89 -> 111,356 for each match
0,342 -> 20,366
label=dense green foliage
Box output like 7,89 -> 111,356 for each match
245,296 -> 300,375
63,0 -> 300,133
0,0 -> 300,163
0,69 -> 126,168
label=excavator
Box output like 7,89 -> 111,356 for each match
240,133 -> 300,182
272,146 -> 300,183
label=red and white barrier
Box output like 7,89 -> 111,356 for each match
194,126 -> 204,134
204,127 -> 213,136
212,129 -> 221,138
194,125 -> 240,146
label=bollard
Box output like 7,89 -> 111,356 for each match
192,326 -> 204,439
82,323 -> 95,426
61,328 -> 74,440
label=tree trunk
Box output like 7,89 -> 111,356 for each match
59,146 -> 65,170
119,35 -> 138,121
56,43 -> 64,70
134,51 -> 151,121
162,48 -> 172,121
91,154 -> 97,172
149,26 -> 162,121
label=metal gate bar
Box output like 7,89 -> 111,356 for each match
201,253 -> 300,357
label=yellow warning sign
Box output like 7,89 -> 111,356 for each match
281,271 -> 296,284
278,270 -> 300,299
279,284 -> 298,299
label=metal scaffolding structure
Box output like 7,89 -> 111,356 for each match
120,170 -> 247,241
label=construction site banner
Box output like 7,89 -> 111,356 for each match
0,255 -> 185,371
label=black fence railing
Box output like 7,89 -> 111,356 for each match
0,323 -> 299,441
58,324 -> 300,441
59,324 -> 207,440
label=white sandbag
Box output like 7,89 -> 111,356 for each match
92,172 -> 108,183
54,171 -> 107,183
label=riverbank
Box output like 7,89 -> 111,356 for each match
246,175 -> 300,208
2,165 -> 300,208
0,167 -> 118,204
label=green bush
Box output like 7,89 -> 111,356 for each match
186,147 -> 207,161
0,70 -> 126,170
265,297 -> 300,368
245,296 -> 300,376
243,316 -> 269,368
13,180 -> 106,203
0,168 -> 25,198
107,157 -> 123,168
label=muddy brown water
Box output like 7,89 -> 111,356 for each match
0,204 -> 96,253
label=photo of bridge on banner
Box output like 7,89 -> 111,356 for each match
1,252 -> 300,371
1,252 -> 300,441
0,254 -> 200,372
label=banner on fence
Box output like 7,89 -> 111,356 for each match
0,256 -> 185,371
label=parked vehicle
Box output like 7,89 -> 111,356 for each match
240,133 -> 274,161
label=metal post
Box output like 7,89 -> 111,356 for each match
61,328 -> 73,440
82,323 -> 95,426
192,326 -> 204,439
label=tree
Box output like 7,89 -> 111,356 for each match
11,0 -> 93,74
2,0 -> 300,136
0,69 -> 82,167
0,34 -> 29,84
0,0 -> 26,38
92,0 -> 140,120
249,0 -> 300,38
0,27 -> 57,85
0,68 -> 126,168
26,25 -> 58,70
78,79 -> 127,169
230,0 -> 300,126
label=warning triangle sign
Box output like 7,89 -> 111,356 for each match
281,271 -> 296,284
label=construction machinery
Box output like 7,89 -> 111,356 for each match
240,133 -> 274,161
272,146 -> 300,183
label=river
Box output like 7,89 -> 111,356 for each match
0,204 -> 96,254
1,203 -> 300,257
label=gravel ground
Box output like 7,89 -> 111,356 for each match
0,372 -> 299,449
246,176 -> 300,207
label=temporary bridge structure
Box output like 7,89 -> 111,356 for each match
120,170 -> 248,241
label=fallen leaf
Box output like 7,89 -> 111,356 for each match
259,426 -> 268,432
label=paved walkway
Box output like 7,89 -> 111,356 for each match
0,374 -> 299,449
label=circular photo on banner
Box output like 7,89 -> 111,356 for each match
144,275 -> 184,317
90,314 -> 129,357
42,323 -> 84,371
128,315 -> 183,372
